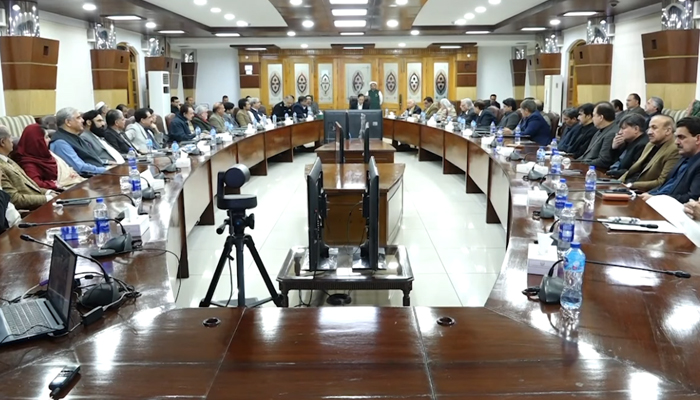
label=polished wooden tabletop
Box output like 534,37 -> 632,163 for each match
316,138 -> 397,152
303,162 -> 405,193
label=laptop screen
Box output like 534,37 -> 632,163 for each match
46,236 -> 78,325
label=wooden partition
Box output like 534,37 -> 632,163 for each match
90,49 -> 130,109
642,30 -> 700,109
145,56 -> 180,91
573,44 -> 613,105
239,53 -> 261,100
510,59 -> 527,100
0,36 -> 59,116
181,62 -> 198,102
527,53 -> 561,100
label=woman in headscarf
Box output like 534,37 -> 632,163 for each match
436,98 -> 457,120
12,124 -> 85,191
686,100 -> 700,118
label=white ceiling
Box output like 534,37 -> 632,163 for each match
413,0 -> 547,26
142,0 -> 287,28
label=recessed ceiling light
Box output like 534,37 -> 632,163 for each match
158,30 -> 186,34
464,13 -> 475,20
329,0 -> 368,4
145,22 -> 156,29
106,15 -> 143,21
411,29 -> 419,35
466,31 -> 490,34
521,27 -> 546,31
332,9 -> 367,16
290,0 -> 302,5
224,13 -> 235,20
12,4 -> 20,11
340,32 -> 364,35
454,19 -> 466,25
387,19 -> 399,27
287,30 -> 296,36
215,32 -> 240,37
302,20 -> 314,28
344,46 -> 364,49
246,48 -> 267,51
563,11 -> 598,17
211,7 -> 221,13
475,6 -> 486,13
396,0 -> 408,4
398,42 -> 406,47
301,44 -> 308,48
82,3 -> 97,11
488,0 -> 501,4
334,20 -> 367,27
194,0 -> 206,5
550,19 -> 561,25
440,45 -> 461,49
236,20 -> 249,27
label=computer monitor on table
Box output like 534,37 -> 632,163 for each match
335,121 -> 346,164
306,157 -> 329,271
324,110 -> 349,143
360,156 -> 381,270
348,110 -> 383,139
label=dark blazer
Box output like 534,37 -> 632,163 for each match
577,122 -> 621,169
475,110 -> 496,128
406,105 -> 422,115
169,114 -> 196,143
568,123 -> 598,159
606,133 -> 650,177
292,103 -> 308,118
104,127 -> 132,154
272,101 -> 293,120
666,152 -> 700,203
520,111 -> 551,146
498,111 -> 520,130
250,108 -> 262,123
349,99 -> 370,110
459,109 -> 477,124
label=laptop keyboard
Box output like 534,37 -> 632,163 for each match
3,302 -> 52,337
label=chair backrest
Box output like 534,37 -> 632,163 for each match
154,114 -> 166,134
125,116 -> 136,127
663,108 -> 688,123
165,113 -> 176,132
126,108 -> 136,118
546,112 -> 560,140
487,106 -> 502,123
450,100 -> 461,112
42,115 -> 57,130
0,115 -> 36,138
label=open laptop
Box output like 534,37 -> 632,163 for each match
0,236 -> 77,345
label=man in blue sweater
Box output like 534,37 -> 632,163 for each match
169,104 -> 197,143
503,99 -> 551,145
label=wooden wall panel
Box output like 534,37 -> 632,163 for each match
240,75 -> 260,88
510,59 -> 526,87
181,62 -> 198,90
1,64 -> 57,90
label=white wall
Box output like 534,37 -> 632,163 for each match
194,48 -> 240,106
477,46 -> 514,100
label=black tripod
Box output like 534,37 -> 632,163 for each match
199,208 -> 283,308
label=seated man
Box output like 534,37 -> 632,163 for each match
272,95 -> 294,120
192,105 -> 212,132
489,94 -> 500,109
209,102 -> 227,133
82,110 -> 124,164
236,98 -> 253,127
644,96 -> 664,131
223,102 -> 237,127
0,186 -> 21,234
126,108 -> 161,153
50,107 -> 107,175
169,104 -> 197,143
503,99 -> 550,146
306,95 -> 320,115
641,116 -> 700,203
292,96 -> 309,118
566,103 -> 598,159
95,101 -> 109,117
350,94 -> 369,110
557,108 -> 580,152
497,98 -> 520,130
0,126 -> 54,210
458,98 -> 476,123
474,100 -> 496,128
171,96 -> 181,114
620,114 -> 680,192
405,99 -> 421,115
612,99 -> 624,121
424,97 -> 439,119
606,114 -> 650,178
104,109 -> 133,154
577,102 -> 620,169
250,98 -> 264,123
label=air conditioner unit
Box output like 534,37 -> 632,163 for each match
544,75 -> 564,116
148,71 -> 171,122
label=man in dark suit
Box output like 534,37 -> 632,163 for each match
503,99 -> 550,146
458,98 -> 477,124
104,109 -> 133,154
644,96 -> 664,131
292,96 -> 309,118
497,98 -> 520,130
567,103 -> 599,159
641,116 -> 700,203
489,94 -> 500,109
272,95 -> 295,120
350,94 -> 369,110
474,100 -> 496,128
577,102 -> 620,169
557,108 -> 580,152
606,114 -> 650,178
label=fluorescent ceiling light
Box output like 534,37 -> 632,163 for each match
246,48 -> 267,51
236,20 -> 249,27
387,19 -> 399,27
475,6 -> 486,13
334,20 -> 366,27
194,0 -> 206,5
466,31 -> 489,34
215,32 -> 240,37
488,0 -> 501,4
82,3 -> 97,11
344,46 -> 363,49
224,14 -> 235,20
211,7 -> 221,13
454,19 -> 466,25
290,0 -> 302,5
398,42 -> 406,47
396,0 -> 408,5
410,30 -> 419,35
563,11 -> 598,17
440,45 -> 461,49
302,20 -> 314,28
287,30 -> 296,36
106,15 -> 143,21
301,44 -> 308,48
329,0 -> 368,4
158,30 -> 185,34
340,32 -> 364,35
12,4 -> 20,11
145,22 -> 157,29
521,27 -> 546,31
550,19 -> 561,25
464,13 -> 475,20
332,9 -> 367,16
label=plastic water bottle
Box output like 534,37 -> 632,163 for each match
489,121 -> 496,136
171,141 -> 180,159
514,126 -> 521,145
284,113 -> 289,121
145,139 -> 154,163
210,128 -> 217,145
557,202 -> 575,256
555,178 -> 568,217
584,166 -> 597,206
194,126 -> 201,140
93,198 -> 110,247
127,148 -> 137,168
550,138 -> 558,152
550,150 -> 562,183
421,112 -> 426,123
496,127 -> 504,151
272,114 -> 277,125
561,242 -> 586,317
129,166 -> 142,208
293,113 -> 298,123
470,119 -> 477,132
536,147 -> 546,166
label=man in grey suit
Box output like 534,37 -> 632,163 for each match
81,110 -> 122,164
497,98 -> 521,130
577,102 -> 621,169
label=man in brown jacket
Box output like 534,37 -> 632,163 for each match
620,114 -> 680,192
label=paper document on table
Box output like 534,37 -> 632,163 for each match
600,219 -> 682,234
646,195 -> 700,247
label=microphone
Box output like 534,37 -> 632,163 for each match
548,218 -> 659,233
19,219 -> 134,258
137,155 -> 178,175
55,193 -> 147,215
19,234 -> 123,308
85,173 -> 158,200
538,189 -> 587,219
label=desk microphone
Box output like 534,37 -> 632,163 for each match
538,189 -> 587,219
56,193 -> 147,215
138,155 -> 178,175
19,218 -> 133,258
19,234 -> 123,308
548,218 -> 659,233
84,173 -> 158,200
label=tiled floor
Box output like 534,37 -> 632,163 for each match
172,149 -> 506,308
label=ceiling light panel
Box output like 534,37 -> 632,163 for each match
329,0 -> 368,4
334,20 -> 367,27
331,9 -> 367,16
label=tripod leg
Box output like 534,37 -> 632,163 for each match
235,235 -> 246,307
244,235 -> 283,307
199,235 -> 235,308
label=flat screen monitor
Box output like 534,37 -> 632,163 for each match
324,110 -> 349,143
335,121 -> 345,164
348,110 -> 383,139
360,156 -> 380,270
306,157 -> 329,271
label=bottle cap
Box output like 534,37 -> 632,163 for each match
589,165 -> 595,170
96,198 -> 104,203
565,202 -> 573,208
560,178 -> 566,183
571,242 -> 581,248
129,147 -> 134,151
539,147 -> 544,150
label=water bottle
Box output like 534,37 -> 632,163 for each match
550,138 -> 558,152
210,128 -> 217,145
561,242 -> 586,317
272,114 -> 277,125
514,126 -> 521,146
470,119 -> 477,132
496,127 -> 504,152
284,113 -> 289,121
557,202 -> 575,256
555,178 -> 568,218
420,112 -> 426,122
489,121 -> 496,136
145,139 -> 154,163
584,166 -> 597,206
171,141 -> 180,159
129,166 -> 142,207
93,198 -> 110,247
550,150 -> 562,184
194,126 -> 201,141
293,113 -> 298,123
536,147 -> 546,166
127,148 -> 137,168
